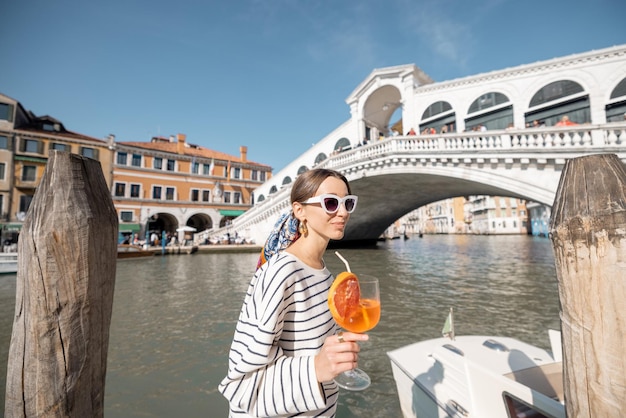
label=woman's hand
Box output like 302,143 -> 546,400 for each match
314,332 -> 369,382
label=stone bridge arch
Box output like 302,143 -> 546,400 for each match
342,167 -> 554,243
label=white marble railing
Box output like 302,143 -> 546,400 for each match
318,124 -> 626,171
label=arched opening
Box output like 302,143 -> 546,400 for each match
606,77 -> 626,122
362,85 -> 402,140
297,165 -> 309,175
282,176 -> 292,185
465,92 -> 513,130
333,137 -> 351,153
525,80 -> 589,126
145,212 -> 178,244
389,107 -> 403,135
420,101 -> 456,134
269,185 -> 278,194
186,213 -> 212,233
314,153 -> 327,165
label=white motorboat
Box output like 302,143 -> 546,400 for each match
387,310 -> 565,418
0,252 -> 18,274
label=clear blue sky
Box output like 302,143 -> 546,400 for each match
1,0 -> 625,172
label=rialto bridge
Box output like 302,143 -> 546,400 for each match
204,124 -> 626,245
200,45 -> 626,245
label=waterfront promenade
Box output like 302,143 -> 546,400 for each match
196,243 -> 261,254
140,243 -> 261,255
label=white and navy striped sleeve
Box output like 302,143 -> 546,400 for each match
218,253 -> 338,417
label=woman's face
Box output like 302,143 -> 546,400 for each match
299,176 -> 351,241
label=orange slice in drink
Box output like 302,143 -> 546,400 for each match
328,272 -> 360,327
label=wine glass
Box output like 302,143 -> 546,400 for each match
331,275 -> 381,391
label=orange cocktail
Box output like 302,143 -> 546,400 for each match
338,298 -> 381,333
327,253 -> 381,392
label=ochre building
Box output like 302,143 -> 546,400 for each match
0,93 -> 113,244
113,133 -> 271,243
0,93 -> 272,245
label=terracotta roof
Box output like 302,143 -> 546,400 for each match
15,126 -> 106,143
7,100 -> 106,144
118,140 -> 271,168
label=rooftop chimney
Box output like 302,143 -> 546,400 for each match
240,146 -> 248,162
177,133 -> 186,154
107,134 -> 115,150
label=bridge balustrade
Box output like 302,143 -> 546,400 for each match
315,124 -> 626,170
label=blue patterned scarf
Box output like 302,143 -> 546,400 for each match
257,211 -> 300,270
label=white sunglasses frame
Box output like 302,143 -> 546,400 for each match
302,194 -> 358,214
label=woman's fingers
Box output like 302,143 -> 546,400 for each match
335,331 -> 369,344
315,332 -> 370,382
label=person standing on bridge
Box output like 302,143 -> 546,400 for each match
555,115 -> 578,126
219,168 -> 366,417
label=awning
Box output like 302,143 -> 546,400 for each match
2,223 -> 23,231
119,223 -> 141,233
15,155 -> 48,164
219,209 -> 246,217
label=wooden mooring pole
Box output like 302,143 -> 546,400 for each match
4,152 -> 118,417
550,153 -> 626,415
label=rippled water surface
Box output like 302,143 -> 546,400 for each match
1,235 -> 560,417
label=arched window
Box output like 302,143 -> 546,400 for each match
468,92 -> 509,113
269,185 -> 278,194
314,153 -> 327,165
297,165 -> 308,175
257,195 -> 265,202
422,101 -> 452,119
282,176 -> 292,185
420,101 -> 455,134
529,80 -> 584,107
610,77 -> 626,99
466,92 -> 513,130
334,137 -> 351,152
526,80 -> 589,126
606,77 -> 626,122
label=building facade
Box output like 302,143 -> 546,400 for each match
0,93 -> 114,245
399,196 -> 529,236
112,134 -> 271,243
467,196 -> 529,235
0,93 -> 272,245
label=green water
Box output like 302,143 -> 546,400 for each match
1,235 -> 560,417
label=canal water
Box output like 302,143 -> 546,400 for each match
0,234 -> 560,417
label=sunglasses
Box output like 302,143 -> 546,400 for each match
302,194 -> 358,214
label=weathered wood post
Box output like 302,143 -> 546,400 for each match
5,151 -> 118,417
550,153 -> 626,416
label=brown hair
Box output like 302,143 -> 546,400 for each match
290,168 -> 351,204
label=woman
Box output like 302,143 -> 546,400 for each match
219,168 -> 368,417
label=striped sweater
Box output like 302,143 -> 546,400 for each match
219,252 -> 339,417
